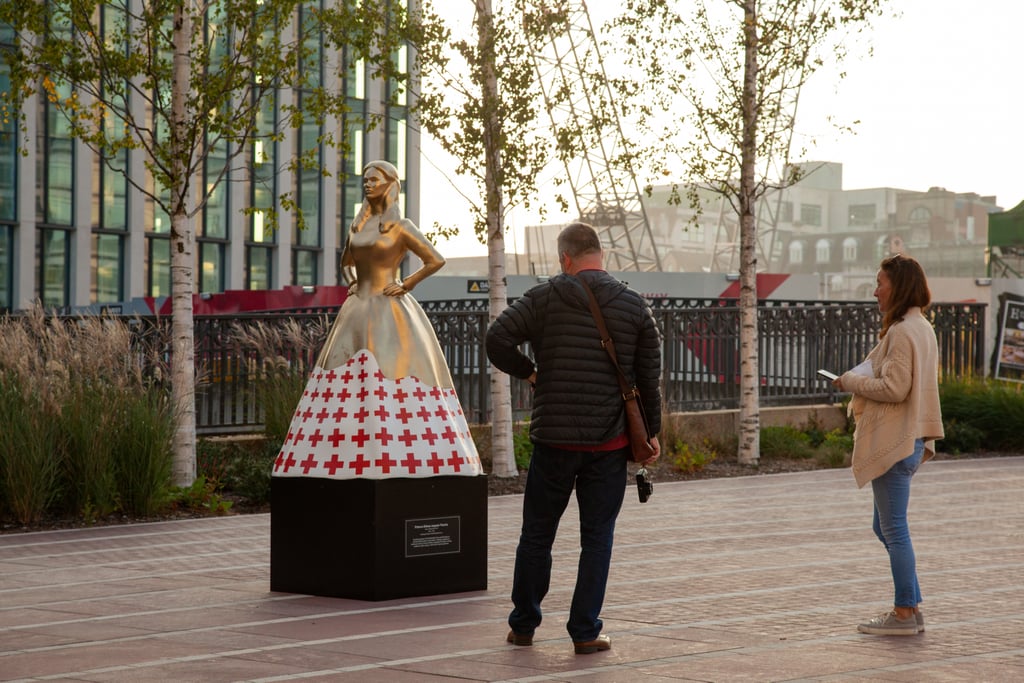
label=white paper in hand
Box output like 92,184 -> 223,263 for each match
850,359 -> 873,377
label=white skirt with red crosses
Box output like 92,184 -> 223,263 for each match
273,349 -> 484,479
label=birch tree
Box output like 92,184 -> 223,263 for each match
414,0 -> 551,478
609,0 -> 887,464
0,0 -> 434,484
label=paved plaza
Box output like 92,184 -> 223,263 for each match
1,456 -> 1023,682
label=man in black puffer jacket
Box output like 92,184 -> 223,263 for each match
486,222 -> 662,655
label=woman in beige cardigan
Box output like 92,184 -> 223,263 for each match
834,254 -> 944,636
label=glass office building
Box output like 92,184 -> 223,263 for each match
0,1 -> 420,312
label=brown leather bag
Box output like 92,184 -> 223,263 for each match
577,277 -> 656,462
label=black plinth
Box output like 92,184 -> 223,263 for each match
270,475 -> 488,600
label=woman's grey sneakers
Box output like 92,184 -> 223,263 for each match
857,610 -> 921,636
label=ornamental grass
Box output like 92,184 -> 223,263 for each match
0,306 -> 174,526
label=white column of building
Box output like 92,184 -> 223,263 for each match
14,93 -> 38,310
319,38 -> 341,286
125,135 -> 147,302
363,61 -> 384,173
70,139 -> 93,307
398,45 -> 421,277
126,2 -> 150,304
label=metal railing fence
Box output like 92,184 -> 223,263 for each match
23,300 -> 977,433
175,298 -> 984,433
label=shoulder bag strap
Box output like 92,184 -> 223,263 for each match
576,276 -> 633,399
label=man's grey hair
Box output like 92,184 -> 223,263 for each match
557,222 -> 602,259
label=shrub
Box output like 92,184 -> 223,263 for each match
759,425 -> 815,460
0,307 -> 175,524
197,439 -> 237,487
671,438 -> 717,473
939,419 -> 985,455
816,430 -> 852,468
58,382 -> 120,518
227,440 -> 276,506
0,374 -> 62,525
198,438 -> 275,507
111,385 -> 176,517
170,476 -> 233,515
512,421 -> 533,471
940,377 -> 1024,452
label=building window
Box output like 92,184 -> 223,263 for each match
875,235 -> 890,261
146,236 -> 171,297
909,207 -> 931,222
337,172 -> 362,285
842,237 -> 858,262
200,133 -> 228,293
92,146 -> 128,303
95,150 -> 128,230
0,224 -> 11,311
200,0 -> 230,293
385,104 -> 408,182
93,233 -> 124,303
848,204 -> 876,226
200,242 -> 225,293
800,203 -> 822,227
38,227 -> 70,308
780,201 -> 793,223
788,240 -> 804,265
37,84 -> 75,226
249,89 -> 277,290
293,250 -> 317,286
0,64 -> 15,310
294,86 -> 322,286
386,40 -> 410,181
0,66 -> 15,224
37,85 -> 74,307
815,238 -> 830,264
247,245 -> 271,290
337,49 -> 367,284
144,180 -> 172,297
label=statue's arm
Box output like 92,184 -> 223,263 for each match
340,239 -> 357,292
398,220 -> 445,292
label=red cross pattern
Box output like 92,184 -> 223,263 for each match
272,349 -> 482,479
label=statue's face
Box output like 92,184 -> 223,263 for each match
363,168 -> 390,200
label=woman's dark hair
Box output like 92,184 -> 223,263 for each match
879,253 -> 931,338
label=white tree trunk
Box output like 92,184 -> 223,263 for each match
169,1 -> 197,486
737,0 -> 760,465
488,231 -> 516,478
476,0 -> 516,478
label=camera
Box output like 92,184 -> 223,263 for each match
636,466 -> 653,503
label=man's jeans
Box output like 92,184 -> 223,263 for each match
871,438 -> 925,608
508,442 -> 627,642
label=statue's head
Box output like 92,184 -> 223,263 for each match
363,160 -> 401,205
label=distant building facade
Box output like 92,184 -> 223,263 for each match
0,5 -> 420,312
516,162 -> 1004,300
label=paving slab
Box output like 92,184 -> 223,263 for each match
1,456 -> 1022,682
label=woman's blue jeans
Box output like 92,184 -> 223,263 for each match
871,439 -> 925,608
508,442 -> 627,642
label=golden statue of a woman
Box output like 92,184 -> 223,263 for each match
274,161 -> 482,480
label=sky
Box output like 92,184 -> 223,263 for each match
419,0 -> 1024,259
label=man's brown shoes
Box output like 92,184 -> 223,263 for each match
573,634 -> 611,654
507,630 -> 611,653
506,630 -> 533,646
